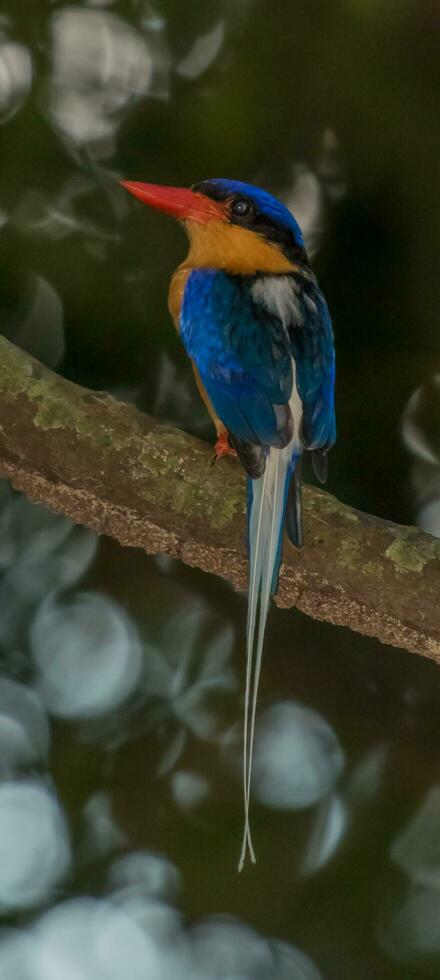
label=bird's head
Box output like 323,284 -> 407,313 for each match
120,177 -> 307,275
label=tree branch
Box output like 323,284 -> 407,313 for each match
0,334 -> 439,662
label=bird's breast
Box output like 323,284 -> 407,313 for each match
168,266 -> 191,332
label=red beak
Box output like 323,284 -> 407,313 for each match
120,181 -> 226,224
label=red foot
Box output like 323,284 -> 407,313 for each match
213,431 -> 237,462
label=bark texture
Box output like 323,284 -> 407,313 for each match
0,335 -> 439,662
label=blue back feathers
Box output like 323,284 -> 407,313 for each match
181,267 -> 335,454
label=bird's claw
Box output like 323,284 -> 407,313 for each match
212,431 -> 237,464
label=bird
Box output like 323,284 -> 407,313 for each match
120,177 -> 336,870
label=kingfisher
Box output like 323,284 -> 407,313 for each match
120,177 -> 336,870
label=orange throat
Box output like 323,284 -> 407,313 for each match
182,219 -> 298,276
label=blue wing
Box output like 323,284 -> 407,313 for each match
180,268 -> 335,456
180,270 -> 294,448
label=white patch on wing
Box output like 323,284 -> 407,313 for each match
251,275 -> 304,329
276,360 -> 303,460
288,356 -> 303,452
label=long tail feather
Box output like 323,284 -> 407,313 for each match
238,446 -> 295,871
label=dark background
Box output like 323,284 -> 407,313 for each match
0,1 -> 439,977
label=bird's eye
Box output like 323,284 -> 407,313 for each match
231,198 -> 251,217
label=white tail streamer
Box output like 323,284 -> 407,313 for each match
238,445 -> 292,872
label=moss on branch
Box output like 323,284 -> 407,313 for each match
0,334 -> 439,662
